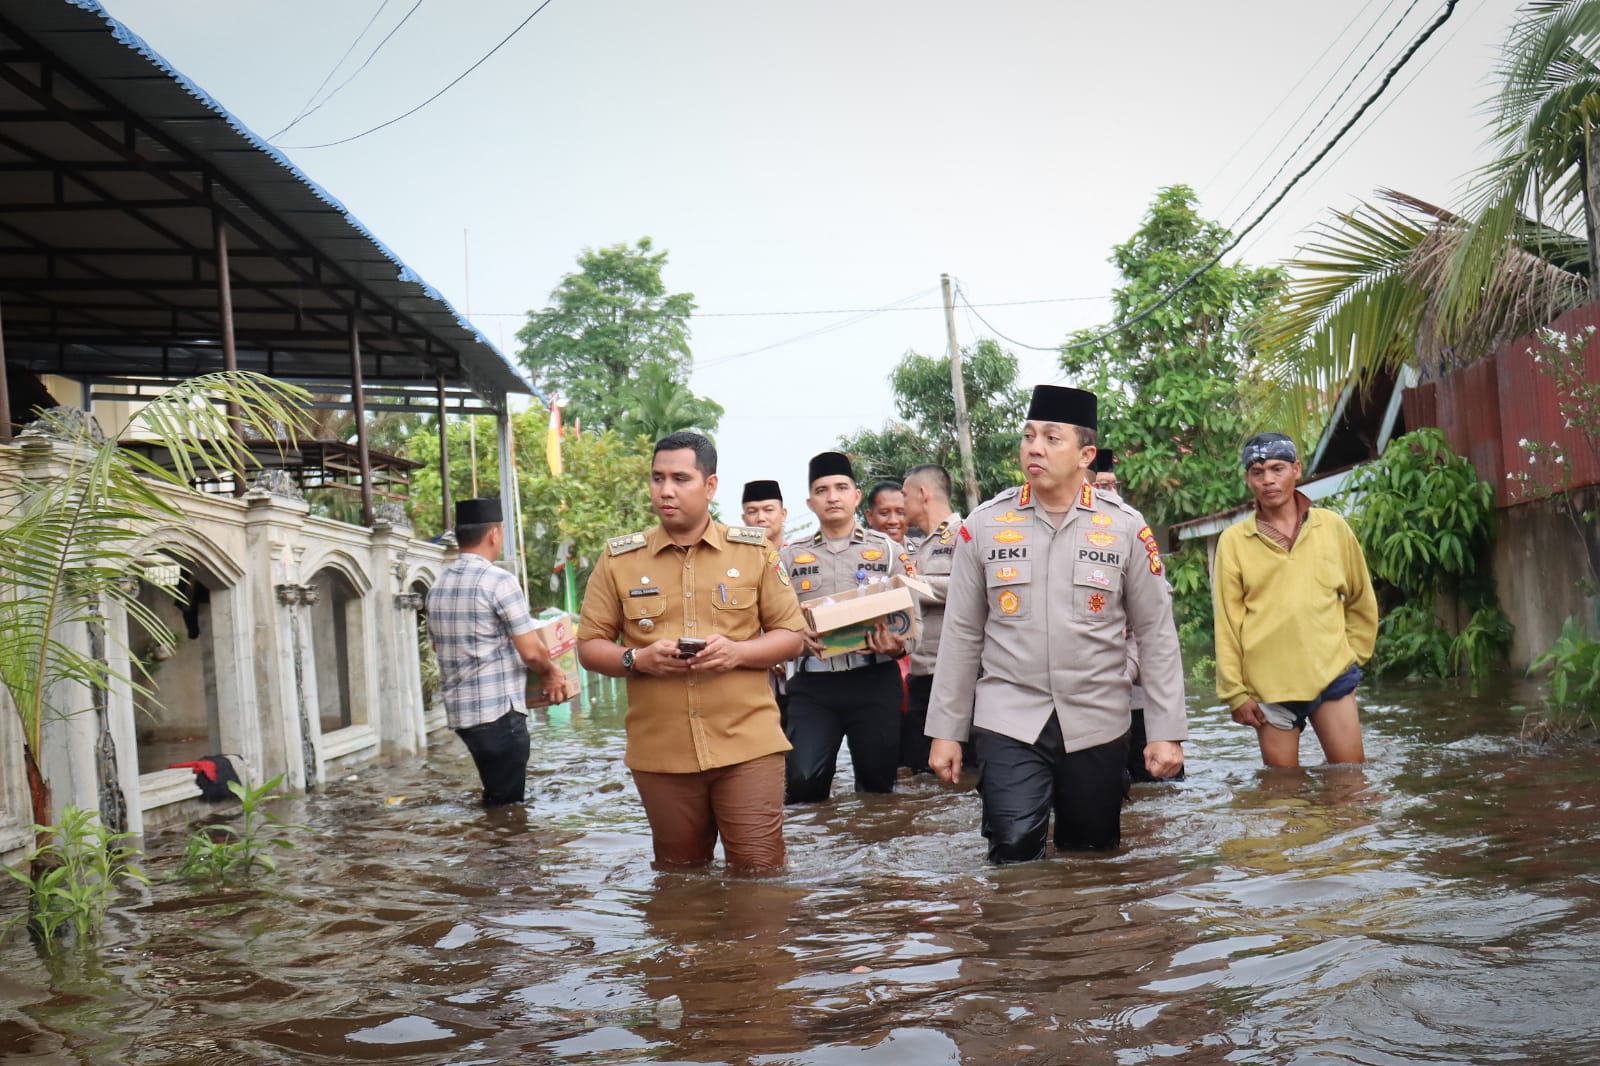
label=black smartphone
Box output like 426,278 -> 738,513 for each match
676,636 -> 707,658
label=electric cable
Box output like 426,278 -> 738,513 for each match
467,293 -> 1105,320
954,284 -> 1072,353
274,0 -> 426,140
693,288 -> 937,369
269,0 -> 392,140
279,0 -> 557,150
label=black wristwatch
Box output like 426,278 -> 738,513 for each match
621,647 -> 636,674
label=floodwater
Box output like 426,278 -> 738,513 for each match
3,676 -> 1599,1065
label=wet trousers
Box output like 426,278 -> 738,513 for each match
455,710 -> 530,807
632,753 -> 787,872
901,673 -> 935,773
784,661 -> 901,804
1126,708 -> 1186,783
973,715 -> 1127,864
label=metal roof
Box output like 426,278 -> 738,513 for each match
0,0 -> 535,411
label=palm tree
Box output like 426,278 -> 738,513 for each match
0,372 -> 307,845
613,365 -> 724,441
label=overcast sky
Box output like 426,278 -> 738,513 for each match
102,0 -> 1520,526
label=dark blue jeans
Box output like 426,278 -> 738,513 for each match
455,710 -> 530,806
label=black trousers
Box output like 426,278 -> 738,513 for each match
973,715 -> 1128,864
901,673 -> 934,773
455,710 -> 530,806
785,661 -> 901,804
1126,708 -> 1186,783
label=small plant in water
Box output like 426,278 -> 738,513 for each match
2,805 -> 148,950
177,774 -> 300,885
1525,616 -> 1600,740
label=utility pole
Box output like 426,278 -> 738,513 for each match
942,273 -> 980,513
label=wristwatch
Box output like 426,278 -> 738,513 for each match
621,647 -> 636,674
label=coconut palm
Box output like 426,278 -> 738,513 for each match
0,372 -> 308,844
613,364 -> 724,441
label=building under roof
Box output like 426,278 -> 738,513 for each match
0,0 -> 535,539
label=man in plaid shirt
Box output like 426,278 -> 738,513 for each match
427,497 -> 569,806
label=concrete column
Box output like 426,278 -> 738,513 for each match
242,485 -> 312,789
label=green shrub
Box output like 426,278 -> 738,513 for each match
177,774 -> 299,886
1530,616 -> 1600,710
2,806 -> 148,950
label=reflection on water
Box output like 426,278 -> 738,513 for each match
3,677 -> 1599,1064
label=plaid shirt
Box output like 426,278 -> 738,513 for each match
426,554 -> 537,729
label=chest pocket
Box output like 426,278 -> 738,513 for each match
986,559 -> 1032,622
710,585 -> 758,637
1071,560 -> 1123,624
621,595 -> 667,637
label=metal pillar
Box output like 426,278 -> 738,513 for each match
436,371 -> 451,531
349,312 -> 373,527
215,219 -> 243,492
0,296 -> 9,442
495,404 -> 522,585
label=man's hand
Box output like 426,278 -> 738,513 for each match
1144,740 -> 1184,779
929,738 -> 964,784
1232,699 -> 1267,729
636,639 -> 691,676
538,668 -> 570,705
687,632 -> 742,673
800,625 -> 825,657
864,619 -> 906,657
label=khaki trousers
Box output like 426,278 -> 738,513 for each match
631,752 -> 786,873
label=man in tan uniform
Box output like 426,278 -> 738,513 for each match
899,463 -> 962,774
926,386 -> 1187,863
576,432 -> 805,873
780,451 -> 916,803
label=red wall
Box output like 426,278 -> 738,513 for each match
1402,303 -> 1600,508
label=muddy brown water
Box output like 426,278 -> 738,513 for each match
3,677 -> 1599,1065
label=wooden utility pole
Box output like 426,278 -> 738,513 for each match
942,273 -> 980,512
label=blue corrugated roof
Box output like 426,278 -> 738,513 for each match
31,0 -> 539,402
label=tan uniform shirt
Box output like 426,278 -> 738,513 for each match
577,522 -> 805,773
925,482 -> 1187,752
907,513 -> 962,677
780,525 -> 917,663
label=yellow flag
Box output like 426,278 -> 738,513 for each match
545,400 -> 563,477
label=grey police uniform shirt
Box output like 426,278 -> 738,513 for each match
780,524 -> 917,658
924,481 -> 1187,752
907,513 -> 962,678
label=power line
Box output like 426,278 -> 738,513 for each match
1041,0 -> 1459,360
1224,0 -> 1428,235
274,0 -> 426,140
954,284 -> 1066,353
465,293 -> 1107,320
694,288 -> 937,369
279,0 -> 557,150
269,0 -> 392,140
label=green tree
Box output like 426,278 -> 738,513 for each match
516,238 -> 713,432
1060,186 -> 1283,527
838,339 -> 1027,503
407,413 -> 656,609
614,364 -> 724,440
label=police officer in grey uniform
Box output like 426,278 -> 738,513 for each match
926,386 -> 1187,863
781,451 -> 917,803
900,463 -> 962,774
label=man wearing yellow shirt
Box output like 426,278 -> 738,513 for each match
1213,433 -> 1378,768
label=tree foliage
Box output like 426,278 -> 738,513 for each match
516,238 -> 717,433
838,339 -> 1027,505
1059,186 -> 1283,528
407,413 -> 656,609
614,364 -> 725,441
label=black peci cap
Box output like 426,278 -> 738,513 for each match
807,451 -> 855,486
742,479 -> 782,504
1025,385 -> 1097,430
1091,449 -> 1116,473
455,497 -> 503,526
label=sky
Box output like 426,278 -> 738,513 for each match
100,0 -> 1524,530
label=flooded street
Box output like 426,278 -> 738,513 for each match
3,678 -> 1600,1065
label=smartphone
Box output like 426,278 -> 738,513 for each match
676,636 -> 707,658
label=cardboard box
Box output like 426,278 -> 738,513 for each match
800,574 -> 930,658
526,610 -> 581,707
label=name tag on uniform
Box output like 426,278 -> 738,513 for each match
629,586 -> 661,597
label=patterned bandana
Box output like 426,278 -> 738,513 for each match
1241,433 -> 1297,469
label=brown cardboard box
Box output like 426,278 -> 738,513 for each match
526,611 -> 581,707
799,574 -> 930,658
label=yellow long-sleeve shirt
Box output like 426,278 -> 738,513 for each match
1212,505 -> 1378,710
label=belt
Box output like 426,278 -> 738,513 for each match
797,652 -> 886,673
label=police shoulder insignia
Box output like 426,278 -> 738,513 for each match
899,551 -> 917,577
607,531 -> 648,556
726,524 -> 767,546
959,523 -> 972,543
